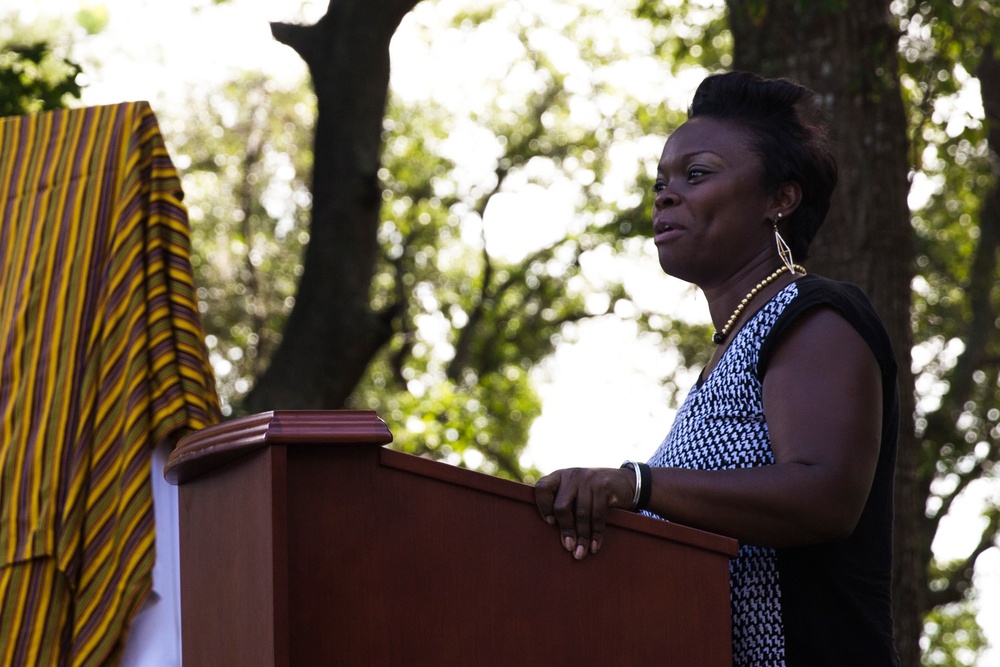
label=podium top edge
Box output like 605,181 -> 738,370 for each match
164,410 -> 393,484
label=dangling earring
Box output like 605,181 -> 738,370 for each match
773,212 -> 798,274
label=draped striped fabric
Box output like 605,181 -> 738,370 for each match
0,102 -> 220,665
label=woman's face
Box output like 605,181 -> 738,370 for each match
652,117 -> 775,286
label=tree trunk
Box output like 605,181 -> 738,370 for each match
726,1 -> 918,663
243,0 -> 420,412
974,54 -> 1000,309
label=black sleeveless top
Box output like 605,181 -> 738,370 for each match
646,275 -> 899,666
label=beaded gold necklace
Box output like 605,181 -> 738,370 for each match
712,264 -> 807,344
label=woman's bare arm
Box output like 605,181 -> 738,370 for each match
535,307 -> 883,558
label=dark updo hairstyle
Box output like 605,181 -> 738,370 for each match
688,71 -> 837,261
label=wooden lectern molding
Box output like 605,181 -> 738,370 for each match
165,409 -> 393,485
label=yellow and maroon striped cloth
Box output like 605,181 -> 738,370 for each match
0,102 -> 220,665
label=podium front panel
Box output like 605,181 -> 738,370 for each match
170,411 -> 736,666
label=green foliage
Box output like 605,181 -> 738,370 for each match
75,4 -> 110,35
347,0 -> 713,479
893,0 -> 1000,661
0,9 -> 101,117
633,0 -> 731,72
922,602 -> 989,666
0,41 -> 82,117
164,0 -> 719,479
165,73 -> 316,416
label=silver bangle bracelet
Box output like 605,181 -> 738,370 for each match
621,460 -> 642,511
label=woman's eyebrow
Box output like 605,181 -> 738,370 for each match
660,149 -> 724,164
682,150 -> 724,160
658,150 -> 725,172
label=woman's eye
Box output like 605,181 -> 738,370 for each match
654,181 -> 666,192
687,168 -> 707,179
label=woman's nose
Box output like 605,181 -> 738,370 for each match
655,187 -> 678,209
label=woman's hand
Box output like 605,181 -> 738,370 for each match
534,467 -> 636,560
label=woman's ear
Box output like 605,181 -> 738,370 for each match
770,181 -> 803,220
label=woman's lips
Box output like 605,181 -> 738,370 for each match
654,220 -> 684,243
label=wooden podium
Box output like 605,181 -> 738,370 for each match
165,410 -> 737,666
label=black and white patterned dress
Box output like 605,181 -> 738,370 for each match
645,275 -> 900,666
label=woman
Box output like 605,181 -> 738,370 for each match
534,71 -> 900,666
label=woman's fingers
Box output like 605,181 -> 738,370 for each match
572,482 -> 593,559
534,468 -> 619,559
550,473 -> 580,553
589,491 -> 609,555
573,477 -> 610,558
534,472 -> 560,525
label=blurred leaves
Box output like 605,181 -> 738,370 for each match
75,4 -> 110,35
164,0 -> 711,480
922,602 -> 988,666
0,41 -> 82,117
634,0 -> 732,72
166,73 -> 316,416
0,8 -> 106,117
351,1 -> 698,479
893,0 -> 1000,662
